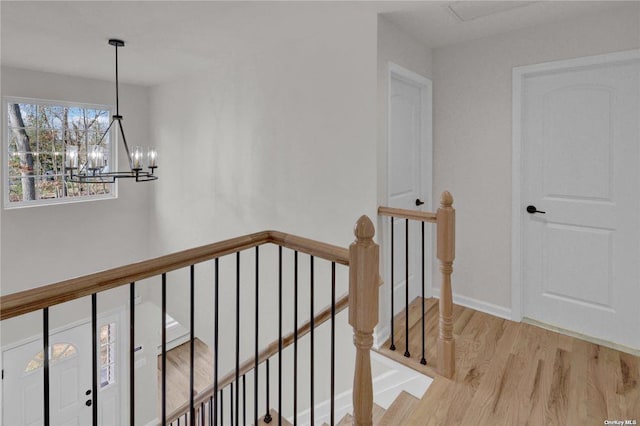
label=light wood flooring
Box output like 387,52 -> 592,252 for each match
157,301 -> 639,424
378,298 -> 640,425
157,338 -> 214,416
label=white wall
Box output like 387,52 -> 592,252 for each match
149,5 -> 379,415
1,67 -> 152,294
376,15 -> 433,344
432,4 -> 640,315
0,68 -> 158,425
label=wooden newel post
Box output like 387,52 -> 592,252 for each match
437,191 -> 455,379
349,215 -> 380,426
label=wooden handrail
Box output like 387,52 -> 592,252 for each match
164,293 -> 350,424
268,230 -> 349,265
377,206 -> 437,223
0,230 -> 350,321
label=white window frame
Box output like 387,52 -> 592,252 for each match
3,96 -> 118,209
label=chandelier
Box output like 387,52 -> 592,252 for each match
65,39 -> 157,183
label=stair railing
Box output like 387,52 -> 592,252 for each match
378,191 -> 456,378
0,216 -> 381,426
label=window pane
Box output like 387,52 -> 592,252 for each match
40,105 -> 64,130
23,343 -> 77,374
7,104 -> 37,128
37,175 -> 63,199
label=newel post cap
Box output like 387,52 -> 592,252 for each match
440,191 -> 454,208
354,215 -> 375,241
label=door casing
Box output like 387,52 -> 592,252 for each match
378,62 -> 433,346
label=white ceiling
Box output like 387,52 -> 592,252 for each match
0,1 -> 630,86
380,1 -> 630,49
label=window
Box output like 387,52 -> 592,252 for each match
4,98 -> 116,208
24,343 -> 78,374
100,322 -> 117,388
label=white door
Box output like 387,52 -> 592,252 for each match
388,63 -> 433,315
3,323 -> 93,426
519,52 -> 640,349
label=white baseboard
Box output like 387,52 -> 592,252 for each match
294,352 -> 432,425
144,419 -> 159,426
374,324 -> 390,349
431,288 -> 512,320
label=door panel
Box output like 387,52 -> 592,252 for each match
522,56 -> 640,349
542,87 -> 613,200
390,90 -> 420,199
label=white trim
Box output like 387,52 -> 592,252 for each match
380,62 -> 433,345
373,324 -> 390,349
511,49 -> 640,323
431,287 -> 512,321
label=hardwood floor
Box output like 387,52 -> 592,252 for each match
381,298 -> 640,425
157,338 -> 214,416
157,301 -> 639,424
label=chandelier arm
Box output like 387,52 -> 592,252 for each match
96,117 -> 116,147
117,119 -> 133,168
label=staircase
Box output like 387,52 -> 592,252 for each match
0,194 -> 457,426
331,393 -> 413,425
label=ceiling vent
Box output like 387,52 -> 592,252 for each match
447,1 -> 538,22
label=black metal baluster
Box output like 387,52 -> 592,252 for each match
201,401 -> 205,426
190,265 -> 196,426
235,252 -> 240,426
209,396 -> 213,426
293,251 -> 298,426
162,273 -> 167,425
130,282 -> 136,426
242,374 -> 247,426
421,221 -> 427,365
331,262 -> 336,426
43,308 -> 50,426
220,390 -> 224,425
278,246 -> 283,425
404,219 -> 411,358
254,246 -> 260,425
214,259 -> 219,426
390,216 -> 396,351
230,382 -> 234,426
92,293 -> 98,425
264,359 -> 272,423
310,255 -> 315,425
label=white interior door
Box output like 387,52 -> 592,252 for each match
3,312 -> 124,426
388,63 -> 432,315
3,323 -> 93,426
518,52 -> 640,349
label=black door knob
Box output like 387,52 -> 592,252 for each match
85,389 -> 91,395
86,400 -> 92,407
415,198 -> 425,206
526,205 -> 546,214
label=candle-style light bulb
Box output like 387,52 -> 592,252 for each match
147,147 -> 157,168
65,145 -> 78,168
132,146 -> 144,170
89,145 -> 104,170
